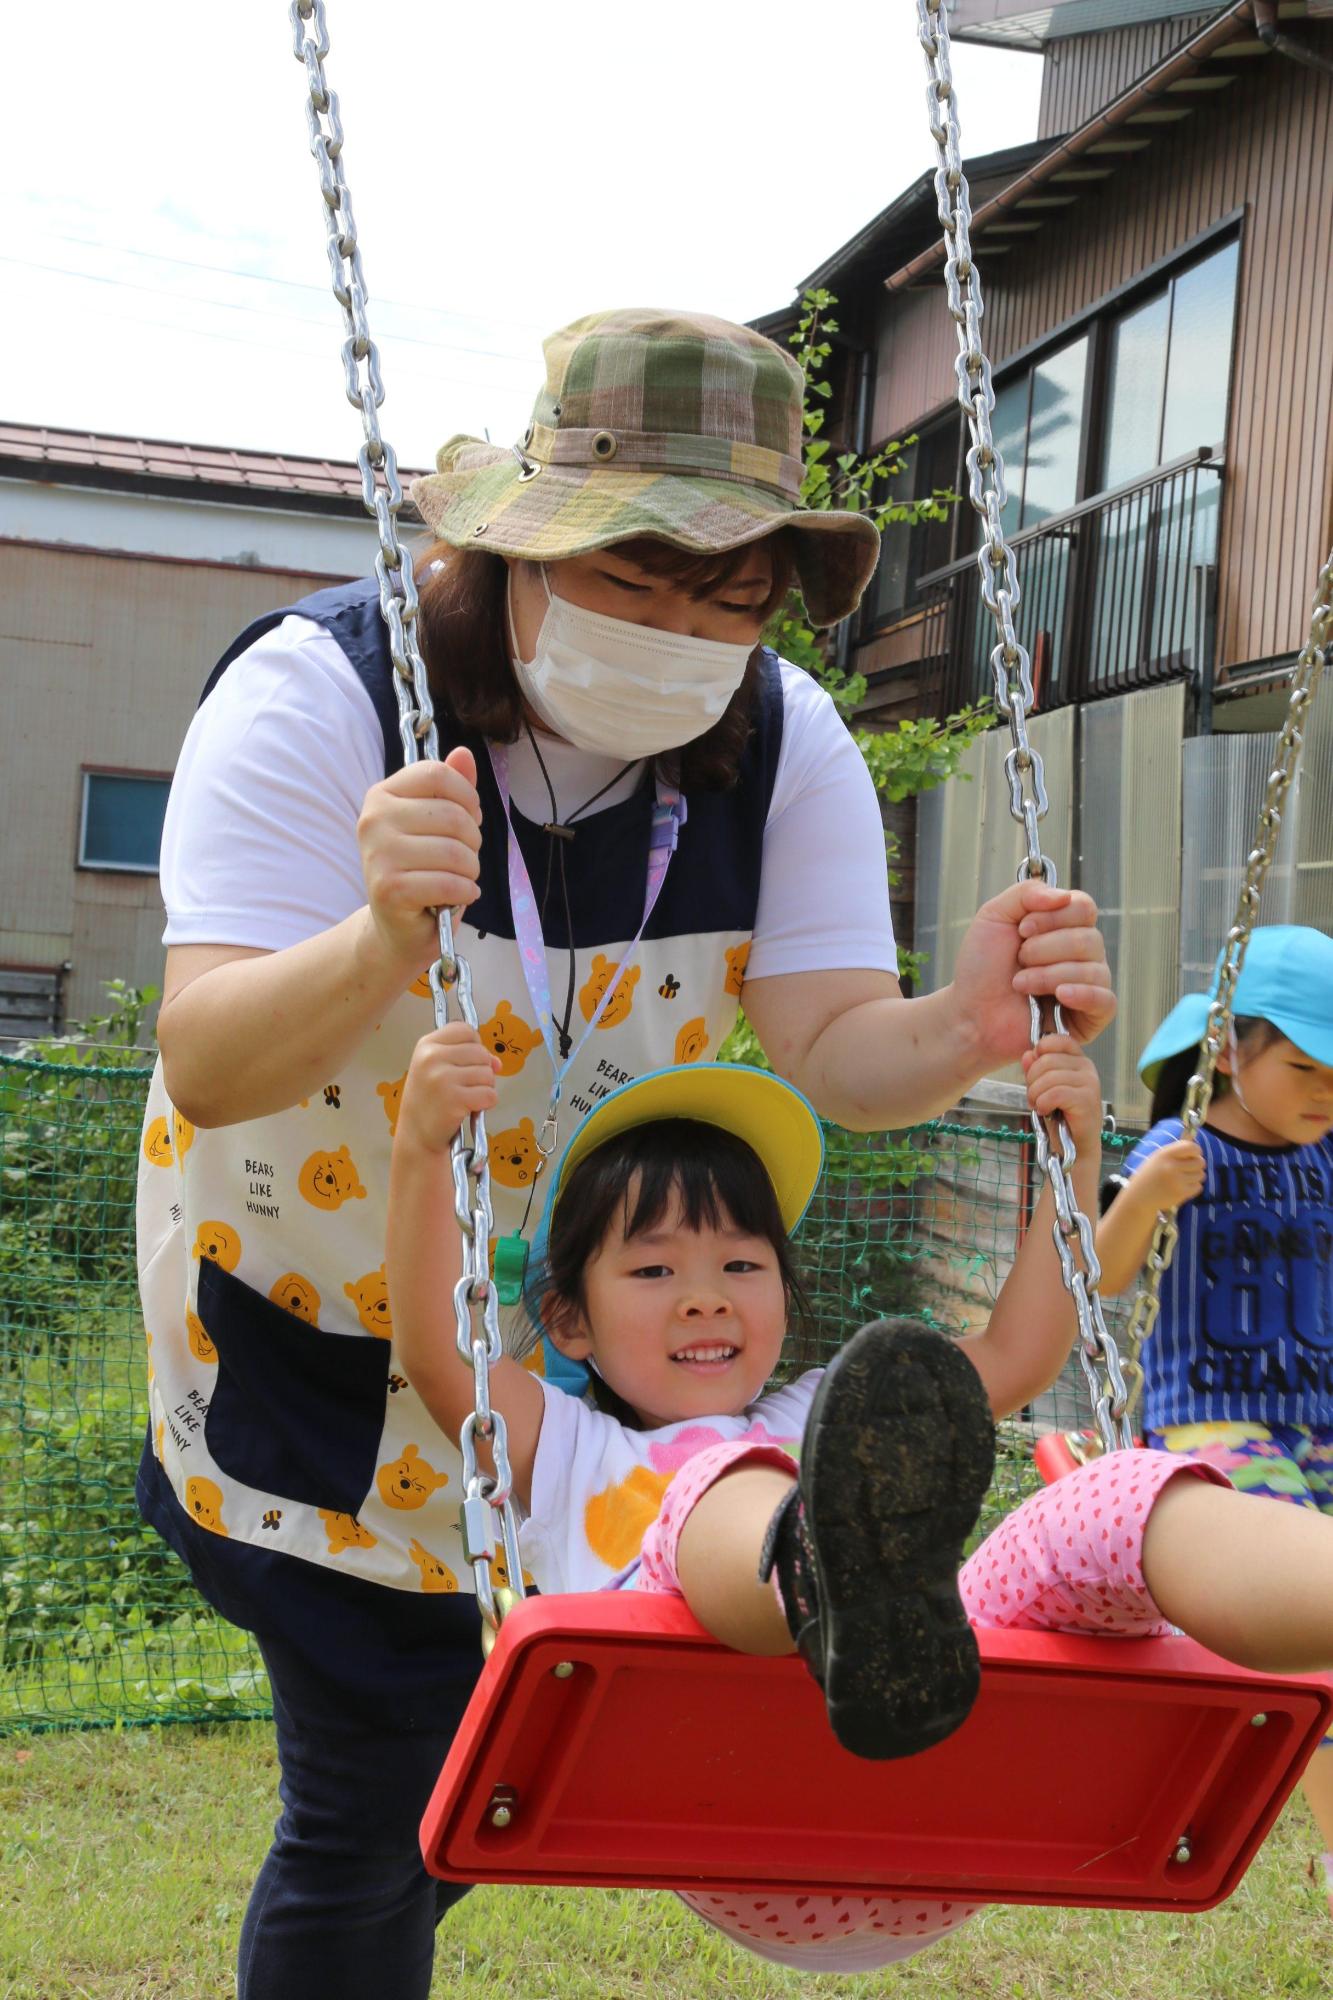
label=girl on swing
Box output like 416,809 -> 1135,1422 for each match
1096,924 -> 1333,1917
389,1023 -> 1333,1973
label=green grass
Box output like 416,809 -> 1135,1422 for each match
3,1723 -> 1330,1999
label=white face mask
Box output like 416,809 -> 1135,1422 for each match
507,566 -> 755,758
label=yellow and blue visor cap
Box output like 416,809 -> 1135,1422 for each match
1138,925 -> 1333,1091
548,1061 -> 825,1234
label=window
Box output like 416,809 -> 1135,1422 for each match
966,335 -> 1089,702
1101,237 -> 1239,488
1090,239 -> 1238,688
868,420 -> 959,626
79,771 -> 171,873
987,333 -> 1090,538
866,226 -> 1241,704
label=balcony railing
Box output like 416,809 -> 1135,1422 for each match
915,448 -> 1223,717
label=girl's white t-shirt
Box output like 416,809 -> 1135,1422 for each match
521,1369 -> 823,1593
160,616 -> 896,978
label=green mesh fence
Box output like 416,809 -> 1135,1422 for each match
0,1050 -> 1132,1734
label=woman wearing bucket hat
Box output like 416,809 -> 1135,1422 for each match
1096,925 -> 1333,1912
135,307 -> 1113,1998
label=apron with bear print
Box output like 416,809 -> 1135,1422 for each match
136,577 -> 784,1626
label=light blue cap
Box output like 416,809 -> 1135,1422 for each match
1138,925 -> 1333,1088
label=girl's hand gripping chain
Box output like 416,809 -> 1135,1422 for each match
388,1026 -> 550,1506
960,1034 -> 1104,1421
1120,1136 -> 1207,1212
395,1024 -> 501,1155
1021,1030 -> 1106,1160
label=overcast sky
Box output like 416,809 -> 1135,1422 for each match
2,2 -> 1042,472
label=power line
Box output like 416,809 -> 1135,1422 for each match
7,288 -> 533,418
1,253 -> 538,374
17,224 -> 549,340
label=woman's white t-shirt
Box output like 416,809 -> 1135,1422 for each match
160,616 -> 896,975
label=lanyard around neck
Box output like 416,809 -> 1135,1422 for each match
487,742 -> 687,1109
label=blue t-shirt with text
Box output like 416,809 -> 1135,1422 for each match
1123,1119 -> 1333,1430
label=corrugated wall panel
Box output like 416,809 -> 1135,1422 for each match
1079,682 -> 1185,1121
1294,682 -> 1333,932
878,24 -> 1333,673
918,683 -> 1332,1118
1179,730 -> 1300,987
925,728 -> 986,993
915,709 -> 1074,1086
989,704 -> 1075,909
1181,691 -> 1333,1007
914,780 -> 945,991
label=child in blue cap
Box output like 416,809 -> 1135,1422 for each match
1097,924 -> 1333,1912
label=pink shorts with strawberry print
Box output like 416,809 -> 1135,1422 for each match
637,1439 -> 1229,1973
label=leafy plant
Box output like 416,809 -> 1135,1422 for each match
1,1061 -> 145,1317
0,990 -> 179,1712
0,1365 -> 179,1673
19,978 -> 159,1068
772,287 -> 955,682
765,289 -> 990,922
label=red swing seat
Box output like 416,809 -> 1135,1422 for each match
420,1591 -> 1332,1911
1034,1427 -> 1143,1483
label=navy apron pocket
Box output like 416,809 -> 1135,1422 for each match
197,1255 -> 390,1513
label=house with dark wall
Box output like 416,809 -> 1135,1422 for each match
762,0 -> 1333,1120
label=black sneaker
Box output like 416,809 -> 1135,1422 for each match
758,1317 -> 995,1761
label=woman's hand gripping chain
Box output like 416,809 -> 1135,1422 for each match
952,883 -> 1116,1071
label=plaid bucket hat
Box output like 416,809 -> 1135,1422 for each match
411,308 -> 881,628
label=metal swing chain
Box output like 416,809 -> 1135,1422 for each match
917,0 -> 1132,1454
1118,554 -> 1333,1409
290,0 -> 525,1642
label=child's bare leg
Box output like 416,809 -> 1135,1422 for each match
1142,1475 -> 1333,1672
675,1465 -> 797,1655
1147,1481 -> 1333,1880
652,1323 -> 994,1763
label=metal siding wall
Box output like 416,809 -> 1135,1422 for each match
872,289 -> 958,447
1037,17 -> 1213,137
998,39 -> 1333,673
1079,682 -> 1185,1121
880,27 -> 1333,673
869,173 -> 1019,448
0,543 -> 337,1024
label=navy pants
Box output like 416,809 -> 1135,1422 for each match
237,1631 -> 474,2000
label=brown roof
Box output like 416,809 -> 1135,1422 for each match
0,421 -> 430,511
949,0 -> 1222,51
888,0 -> 1261,290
